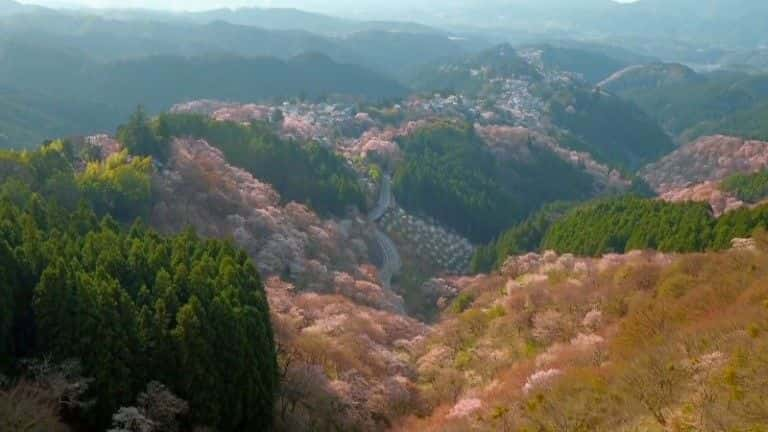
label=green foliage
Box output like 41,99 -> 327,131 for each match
0,196 -> 276,431
0,139 -> 151,218
711,205 -> 768,249
549,87 -> 675,170
451,292 -> 475,314
0,36 -> 408,150
157,113 -> 365,217
683,102 -> 768,142
117,107 -> 169,162
393,121 -> 594,243
722,169 -> 768,203
0,143 -> 276,431
0,90 -> 120,150
471,202 -> 572,273
411,44 -> 541,95
623,71 -> 768,138
537,44 -> 628,84
77,150 -> 153,221
542,196 -> 715,255
539,195 -> 768,256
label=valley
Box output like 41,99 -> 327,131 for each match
1,1 -> 768,431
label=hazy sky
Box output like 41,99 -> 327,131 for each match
19,0 -> 637,12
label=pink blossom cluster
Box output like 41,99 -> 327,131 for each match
642,135 -> 768,193
522,368 -> 563,394
446,398 -> 483,419
659,181 -> 745,216
477,124 -> 629,189
282,114 -> 324,140
152,138 -> 407,310
265,276 -> 427,429
170,99 -> 232,115
341,123 -> 427,163
211,104 -> 271,123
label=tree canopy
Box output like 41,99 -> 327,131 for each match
155,113 -> 365,217
393,121 -> 594,243
0,143 -> 277,431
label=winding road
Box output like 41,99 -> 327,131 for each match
369,175 -> 402,290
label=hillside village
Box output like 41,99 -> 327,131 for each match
3,2 -> 768,430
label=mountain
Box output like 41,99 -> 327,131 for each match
0,13 -> 361,63
599,63 -> 703,94
640,135 -> 768,194
0,10 -> 484,81
0,39 -> 407,148
85,53 -> 408,111
521,44 -> 630,84
91,5 -> 440,37
342,30 -> 485,80
328,0 -> 768,50
592,0 -> 768,48
185,6 -> 438,36
413,44 -> 674,169
0,88 -> 119,149
619,70 -> 768,140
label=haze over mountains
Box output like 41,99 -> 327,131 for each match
3,1 -> 768,431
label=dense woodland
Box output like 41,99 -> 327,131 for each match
471,194 -> 768,267
621,71 -> 768,140
392,121 -> 594,243
685,102 -> 768,142
0,141 -> 277,431
548,87 -> 674,169
723,169 -> 768,203
410,44 -> 541,96
151,112 -> 366,217
0,37 -> 408,149
542,195 -> 768,255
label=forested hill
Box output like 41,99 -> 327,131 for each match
0,11 -> 480,79
616,69 -> 768,141
392,121 -> 596,243
0,39 -> 407,148
474,194 -> 768,270
91,53 -> 408,111
412,44 -> 674,170
0,141 -> 277,431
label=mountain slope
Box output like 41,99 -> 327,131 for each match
413,44 -> 674,169
0,10 -> 483,81
599,63 -> 702,94
186,6 -> 438,36
0,89 -> 119,148
402,245 -> 768,431
0,39 -> 407,148
621,70 -> 768,139
85,53 -> 408,112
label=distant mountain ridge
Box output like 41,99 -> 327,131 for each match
599,63 -> 702,93
412,44 -> 674,169
0,10 -> 484,81
0,39 -> 407,148
186,6 -> 439,36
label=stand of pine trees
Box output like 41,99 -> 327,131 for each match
0,140 -> 277,431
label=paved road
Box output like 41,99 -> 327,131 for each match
368,175 -> 401,289
369,174 -> 392,222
